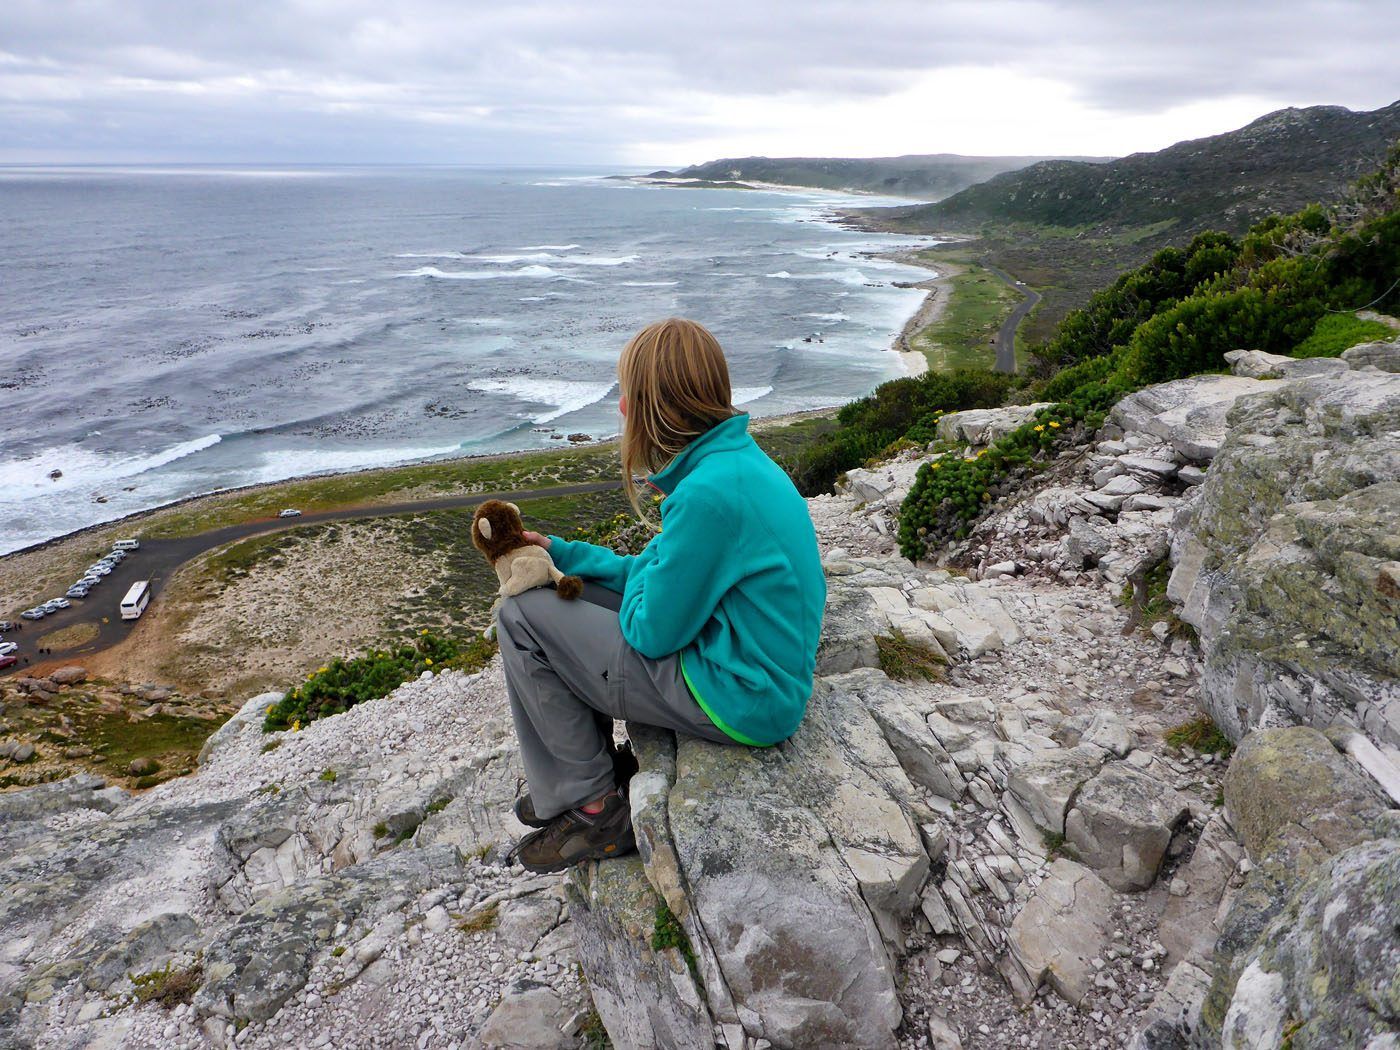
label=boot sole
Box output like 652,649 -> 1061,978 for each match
516,829 -> 638,874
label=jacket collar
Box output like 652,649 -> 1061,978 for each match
648,413 -> 751,495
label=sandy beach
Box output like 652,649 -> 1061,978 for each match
880,250 -> 964,377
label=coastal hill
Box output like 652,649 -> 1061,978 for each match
850,101 -> 1400,345
870,101 -> 1400,234
644,152 -> 1102,199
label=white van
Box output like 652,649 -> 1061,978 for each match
120,580 -> 151,620
113,539 -> 140,551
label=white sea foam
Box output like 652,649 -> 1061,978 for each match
570,254 -> 639,267
803,311 -> 850,322
619,280 -> 679,287
766,268 -> 871,287
466,252 -> 557,263
395,265 -> 562,280
519,244 -> 581,251
242,443 -> 464,483
0,434 -> 223,496
733,386 -> 773,405
468,377 -> 617,424
393,251 -> 471,259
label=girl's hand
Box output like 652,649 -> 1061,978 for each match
522,530 -> 552,550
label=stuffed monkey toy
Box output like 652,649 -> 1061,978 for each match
471,499 -> 583,600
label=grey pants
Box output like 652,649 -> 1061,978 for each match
496,582 -> 734,820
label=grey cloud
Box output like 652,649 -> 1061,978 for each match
1,0 -> 1397,162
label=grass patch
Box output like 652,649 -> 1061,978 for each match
1165,716 -> 1234,758
66,708 -> 212,783
425,796 -> 452,814
651,901 -> 703,990
141,445 -> 623,540
373,822 -> 389,838
130,961 -> 203,1008
260,740 -> 282,754
579,1006 -> 612,1049
911,261 -> 1021,372
34,621 -> 100,650
1040,830 -> 1071,859
458,903 -> 499,934
318,768 -> 337,783
331,945 -> 346,958
1292,312 -> 1395,358
875,629 -> 948,682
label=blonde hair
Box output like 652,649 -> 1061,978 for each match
617,318 -> 737,517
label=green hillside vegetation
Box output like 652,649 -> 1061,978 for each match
784,146 -> 1400,563
911,263 -> 1021,372
647,153 -> 1098,199
850,102 -> 1400,345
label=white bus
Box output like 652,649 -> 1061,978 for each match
120,580 -> 151,620
113,538 -> 140,551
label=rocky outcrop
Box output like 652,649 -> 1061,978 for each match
1197,726 -> 1395,1046
569,677 -> 928,1050
1168,354 -> 1400,747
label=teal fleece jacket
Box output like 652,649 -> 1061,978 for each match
547,413 -> 826,746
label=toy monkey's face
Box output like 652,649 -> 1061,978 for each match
471,499 -> 527,561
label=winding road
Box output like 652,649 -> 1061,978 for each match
985,264 -> 1042,373
4,480 -> 622,671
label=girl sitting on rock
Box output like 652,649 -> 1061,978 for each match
498,317 -> 827,873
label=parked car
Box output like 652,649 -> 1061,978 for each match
113,539 -> 140,551
0,654 -> 17,671
106,549 -> 127,561
0,620 -> 15,632
42,598 -> 69,612
278,508 -> 302,518
20,608 -> 45,620
66,585 -> 90,599
87,564 -> 112,576
0,642 -> 18,657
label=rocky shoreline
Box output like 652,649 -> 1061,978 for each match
2,336 -> 1398,1049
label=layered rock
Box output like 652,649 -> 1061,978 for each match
1198,727 -> 1397,1047
1168,356 -> 1400,747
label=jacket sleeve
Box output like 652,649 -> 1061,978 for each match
617,495 -> 741,659
546,536 -> 635,593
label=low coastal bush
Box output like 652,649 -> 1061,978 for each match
568,511 -> 656,555
262,631 -> 496,732
897,378 -> 1127,561
786,367 -> 1013,495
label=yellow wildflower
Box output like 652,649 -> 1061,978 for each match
291,719 -> 301,732
1033,425 -> 1045,432
1049,421 -> 1061,429
420,628 -> 429,636
266,704 -> 274,714
425,658 -> 434,666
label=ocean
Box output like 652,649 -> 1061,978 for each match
0,165 -> 934,555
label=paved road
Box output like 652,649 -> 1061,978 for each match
3,480 -> 622,672
984,264 -> 1042,373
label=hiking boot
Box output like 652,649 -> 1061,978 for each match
510,792 -> 636,873
513,741 -> 640,828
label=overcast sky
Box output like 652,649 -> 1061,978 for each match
2,1 -> 1397,166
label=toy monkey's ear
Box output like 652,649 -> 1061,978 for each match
476,517 -> 492,539
506,502 -> 521,516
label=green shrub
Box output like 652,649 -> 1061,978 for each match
263,632 -> 496,732
898,397 -> 1116,562
787,368 -> 1013,494
1292,313 -> 1395,358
